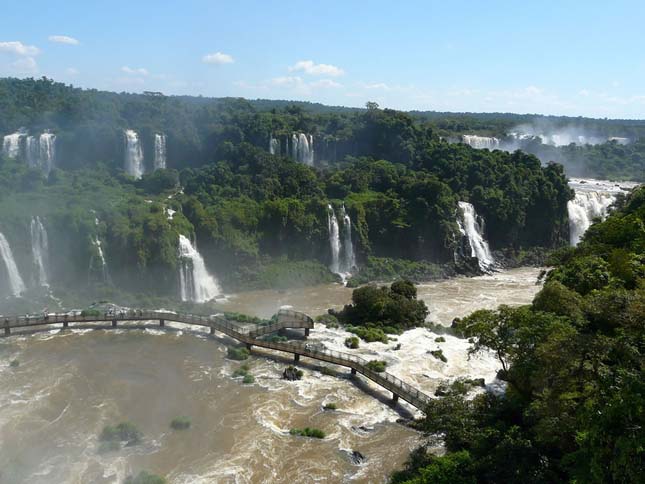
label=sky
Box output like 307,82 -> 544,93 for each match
1,0 -> 645,118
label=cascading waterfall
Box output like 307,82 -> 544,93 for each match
462,135 -> 500,150
340,205 -> 356,272
269,137 -> 280,156
30,216 -> 49,287
327,205 -> 341,275
89,237 -> 110,283
0,232 -> 26,296
178,234 -> 221,302
26,136 -> 39,167
39,132 -> 56,174
154,133 -> 167,170
2,131 -> 26,159
124,129 -> 144,179
457,201 -> 495,271
290,132 -> 314,165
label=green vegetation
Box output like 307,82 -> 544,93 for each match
393,186 -> 645,483
124,471 -> 167,484
289,427 -> 326,439
232,363 -> 250,377
315,314 -> 339,328
346,325 -> 389,343
9,359 -> 19,368
227,347 -> 250,361
347,257 -> 445,287
323,402 -> 338,410
434,336 -> 446,343
429,349 -> 447,363
344,336 -> 359,349
320,366 -> 335,376
99,421 -> 142,446
170,416 -> 191,430
365,360 -> 387,373
242,374 -> 255,384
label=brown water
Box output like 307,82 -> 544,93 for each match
0,267 -> 542,483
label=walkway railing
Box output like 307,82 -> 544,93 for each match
1,308 -> 430,410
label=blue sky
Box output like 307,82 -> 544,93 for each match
1,0 -> 644,118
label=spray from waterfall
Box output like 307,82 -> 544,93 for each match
154,133 -> 167,170
30,216 -> 50,287
178,235 -> 221,302
457,201 -> 495,271
2,130 -> 26,159
0,232 -> 26,296
124,129 -> 144,178
462,135 -> 500,150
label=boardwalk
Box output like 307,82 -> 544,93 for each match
2,308 -> 432,411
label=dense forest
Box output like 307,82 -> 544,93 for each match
392,186 -> 645,483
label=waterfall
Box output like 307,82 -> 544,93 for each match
327,205 -> 341,275
290,133 -> 314,165
89,237 -> 110,283
457,201 -> 495,271
26,136 -> 39,167
154,133 -> 167,170
462,135 -> 500,150
178,234 -> 221,302
340,205 -> 356,272
30,216 -> 49,287
0,232 -> 26,296
39,132 -> 56,174
269,137 -> 280,155
2,131 -> 25,159
124,129 -> 144,178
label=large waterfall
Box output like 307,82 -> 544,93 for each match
0,232 -> 26,296
457,201 -> 495,271
154,133 -> 167,170
290,133 -> 314,165
124,129 -> 144,178
178,234 -> 221,302
30,216 -> 49,287
462,135 -> 500,150
269,137 -> 280,156
567,178 -> 638,245
328,204 -> 357,278
2,131 -> 26,159
26,132 -> 56,173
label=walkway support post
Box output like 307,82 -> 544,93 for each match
294,353 -> 300,363
112,320 -> 117,328
4,327 -> 9,336
159,319 -> 165,327
351,368 -> 357,375
392,394 -> 399,404
210,326 -> 215,335
246,343 -> 252,351
63,321 -> 69,328
304,328 -> 310,338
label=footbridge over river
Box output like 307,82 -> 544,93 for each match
2,308 -> 432,411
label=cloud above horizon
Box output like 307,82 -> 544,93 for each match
289,60 -> 344,77
202,52 -> 234,64
0,41 -> 40,56
121,66 -> 149,76
48,35 -> 79,45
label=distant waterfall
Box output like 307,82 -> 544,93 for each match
327,205 -> 341,274
89,236 -> 110,284
457,201 -> 495,271
124,129 -> 144,178
340,205 -> 356,271
269,137 -> 280,155
178,234 -> 221,302
30,216 -> 49,287
0,232 -> 26,296
39,132 -> 56,174
154,133 -> 167,170
462,135 -> 500,150
2,131 -> 26,159
290,133 -> 314,165
26,136 -> 39,167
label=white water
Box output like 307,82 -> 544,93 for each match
30,216 -> 49,287
327,205 -> 341,275
462,135 -> 500,150
457,201 -> 495,271
0,232 -> 26,296
2,131 -> 25,159
178,235 -> 221,303
124,129 -> 144,178
39,132 -> 56,174
269,137 -> 280,155
154,133 -> 167,170
340,205 -> 356,272
567,178 -> 639,245
90,237 -> 110,283
290,133 -> 314,165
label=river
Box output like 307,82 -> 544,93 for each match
0,267 -> 542,483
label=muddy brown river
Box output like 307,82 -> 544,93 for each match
0,267 -> 542,483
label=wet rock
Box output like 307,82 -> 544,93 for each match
466,377 -> 486,388
349,450 -> 365,465
351,425 -> 374,434
282,365 -> 303,381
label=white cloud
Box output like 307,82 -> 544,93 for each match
121,66 -> 149,76
0,41 -> 40,56
48,35 -> 79,45
269,76 -> 304,88
11,57 -> 38,74
289,60 -> 344,77
114,76 -> 146,86
361,82 -> 390,90
202,52 -> 234,64
310,79 -> 342,88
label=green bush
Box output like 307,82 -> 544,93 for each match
124,471 -> 167,484
435,336 -> 446,343
242,374 -> 255,384
170,416 -> 191,430
430,349 -> 448,363
365,360 -> 387,372
320,366 -> 335,376
99,421 -> 142,445
232,364 -> 250,377
227,347 -> 250,361
81,308 -> 101,317
9,359 -> 19,368
323,402 -> 338,410
290,427 -> 326,439
344,336 -> 360,349
316,313 -> 340,328
347,325 -> 389,343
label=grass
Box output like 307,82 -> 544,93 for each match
290,427 -> 326,439
170,416 -> 191,430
